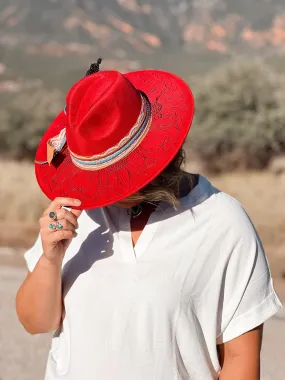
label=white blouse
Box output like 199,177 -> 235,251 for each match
24,175 -> 283,380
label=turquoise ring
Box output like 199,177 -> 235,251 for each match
56,222 -> 63,230
48,223 -> 57,231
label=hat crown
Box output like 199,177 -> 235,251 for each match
66,71 -> 142,157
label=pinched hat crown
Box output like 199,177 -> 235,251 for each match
66,71 -> 149,159
42,71 -> 152,171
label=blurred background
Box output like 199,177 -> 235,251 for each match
0,0 -> 284,379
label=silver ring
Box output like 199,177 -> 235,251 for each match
49,211 -> 57,221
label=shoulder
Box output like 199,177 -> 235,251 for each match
184,175 -> 253,228
186,175 -> 259,244
214,190 -> 254,232
208,187 -> 264,267
193,179 -> 270,284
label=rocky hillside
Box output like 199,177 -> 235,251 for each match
0,0 -> 285,87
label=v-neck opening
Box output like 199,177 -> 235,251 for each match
118,202 -> 167,262
132,205 -> 160,250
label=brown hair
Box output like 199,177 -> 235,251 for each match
125,148 -> 196,208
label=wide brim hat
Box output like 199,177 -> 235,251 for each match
34,64 -> 195,210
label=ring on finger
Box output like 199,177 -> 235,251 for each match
48,223 -> 57,231
56,221 -> 63,230
49,211 -> 57,221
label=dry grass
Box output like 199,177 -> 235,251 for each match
0,159 -> 49,223
209,171 -> 285,247
0,160 -> 48,247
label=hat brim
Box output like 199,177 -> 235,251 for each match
35,70 -> 194,209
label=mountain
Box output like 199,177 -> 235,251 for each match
0,0 -> 285,89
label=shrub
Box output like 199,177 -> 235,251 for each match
0,88 -> 64,159
187,60 -> 285,172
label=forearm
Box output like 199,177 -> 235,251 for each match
16,254 -> 63,334
219,355 -> 260,380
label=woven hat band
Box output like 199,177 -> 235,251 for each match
35,92 -> 152,171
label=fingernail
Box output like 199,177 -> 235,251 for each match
74,199 -> 81,205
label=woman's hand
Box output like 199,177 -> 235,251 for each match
39,197 -> 82,264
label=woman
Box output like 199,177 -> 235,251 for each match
16,60 -> 282,380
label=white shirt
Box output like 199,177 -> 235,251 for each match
24,175 -> 283,380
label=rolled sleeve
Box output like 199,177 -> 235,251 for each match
217,275 -> 282,344
216,200 -> 283,344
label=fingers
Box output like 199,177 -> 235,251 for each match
53,208 -> 79,228
44,197 -> 81,215
40,219 -> 77,239
40,209 -> 80,233
70,209 -> 83,218
53,219 -> 75,232
40,215 -> 78,231
45,229 -> 77,243
41,198 -> 82,245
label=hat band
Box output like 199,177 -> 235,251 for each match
69,92 -> 149,161
35,92 -> 152,171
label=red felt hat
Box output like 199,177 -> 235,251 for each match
34,63 -> 195,209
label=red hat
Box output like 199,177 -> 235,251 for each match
34,62 -> 195,209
